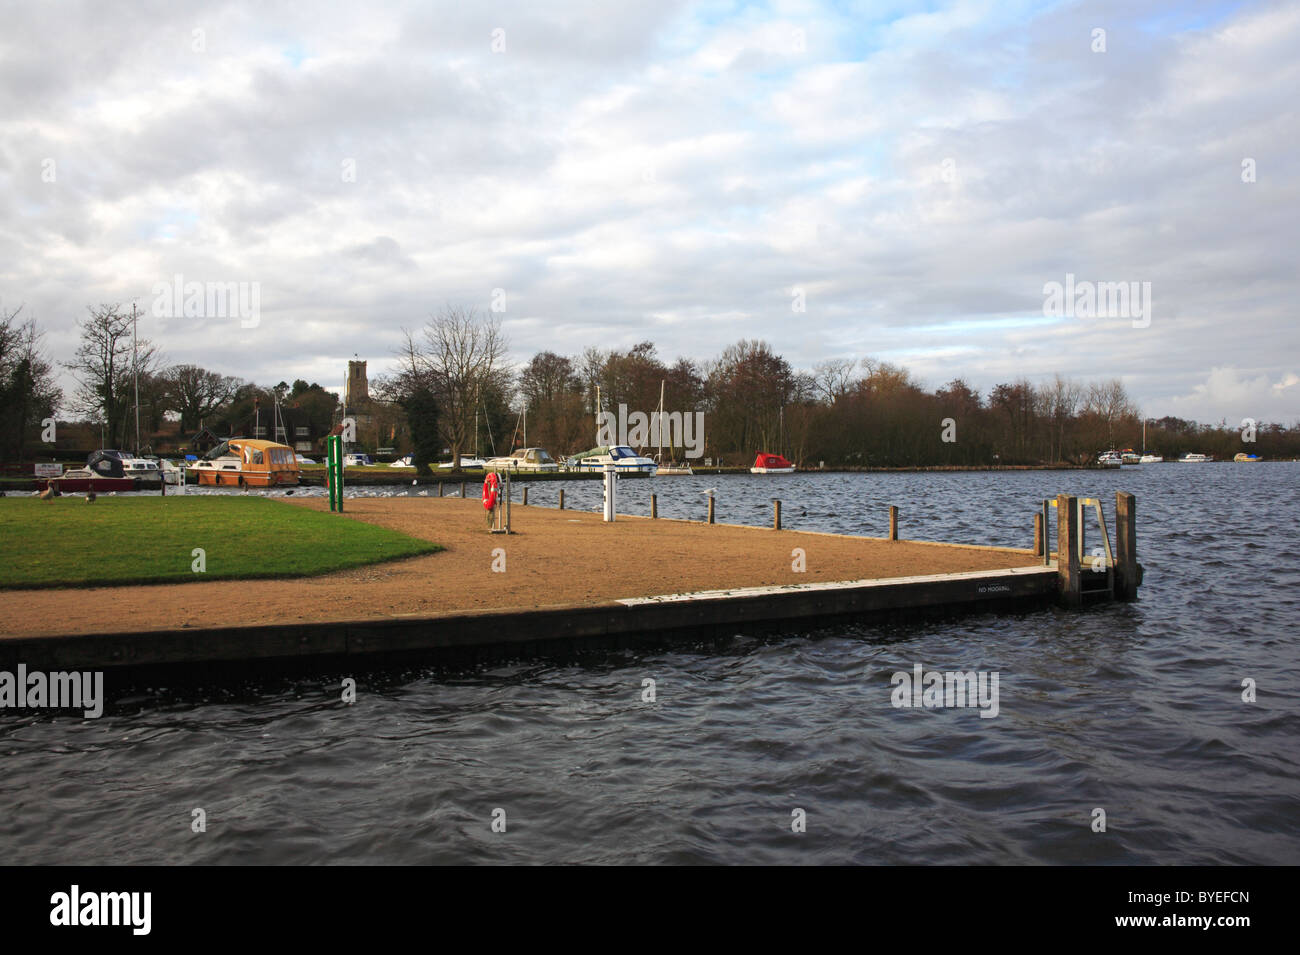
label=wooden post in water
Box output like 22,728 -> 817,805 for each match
460,482 -> 466,499
1057,494 -> 1081,607
707,497 -> 715,524
558,488 -> 565,510
522,486 -> 529,506
1033,511 -> 1042,556
1115,491 -> 1137,600
773,499 -> 782,531
650,493 -> 657,519
1041,499 -> 1051,565
888,505 -> 899,541
438,481 -> 443,497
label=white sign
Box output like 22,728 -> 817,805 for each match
34,462 -> 62,477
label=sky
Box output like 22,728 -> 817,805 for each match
1,0 -> 1296,424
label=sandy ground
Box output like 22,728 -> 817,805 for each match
0,497 -> 1041,638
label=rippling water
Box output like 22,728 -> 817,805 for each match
3,465 -> 1298,864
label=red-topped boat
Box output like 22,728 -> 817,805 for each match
750,452 -> 796,474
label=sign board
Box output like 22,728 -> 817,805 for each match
34,462 -> 62,477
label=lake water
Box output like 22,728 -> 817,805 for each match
3,465 -> 1298,864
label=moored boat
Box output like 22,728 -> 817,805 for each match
1178,452 -> 1211,463
1139,453 -> 1164,464
1097,450 -> 1123,469
190,438 -> 301,487
484,447 -> 560,472
751,452 -> 796,474
567,445 -> 656,476
1233,452 -> 1262,462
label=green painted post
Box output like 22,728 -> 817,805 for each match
326,435 -> 344,512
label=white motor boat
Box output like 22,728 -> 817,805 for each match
1097,451 -> 1123,469
485,448 -> 559,472
1139,454 -> 1164,464
1178,452 -> 1211,463
437,456 -> 487,469
566,445 -> 656,475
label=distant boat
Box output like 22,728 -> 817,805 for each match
1139,453 -> 1164,464
751,452 -> 796,474
1178,452 -> 1211,463
1097,451 -> 1123,469
485,448 -> 559,472
1233,453 -> 1262,462
567,445 -> 656,476
1120,449 -> 1142,466
653,379 -> 694,475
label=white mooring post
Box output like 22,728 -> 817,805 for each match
602,464 -> 617,522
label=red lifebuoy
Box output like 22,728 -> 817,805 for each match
482,472 -> 499,511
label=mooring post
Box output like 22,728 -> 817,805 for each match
773,499 -> 782,531
438,481 -> 443,497
1057,494 -> 1081,607
1115,491 -> 1137,600
558,488 -> 565,510
522,486 -> 529,506
460,481 -> 466,499
889,505 -> 899,541
650,493 -> 657,519
707,496 -> 715,524
1033,511 -> 1042,556
1041,499 -> 1051,565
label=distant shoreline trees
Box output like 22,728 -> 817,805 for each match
5,302 -> 1299,466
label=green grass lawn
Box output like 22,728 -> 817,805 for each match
0,496 -> 442,589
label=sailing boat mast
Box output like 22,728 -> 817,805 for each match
132,302 -> 140,455
657,380 -> 665,463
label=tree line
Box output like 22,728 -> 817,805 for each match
4,303 -> 1298,469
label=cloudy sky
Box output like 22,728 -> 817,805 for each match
2,0 -> 1296,423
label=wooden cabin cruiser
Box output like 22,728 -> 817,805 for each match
567,445 -> 656,476
751,452 -> 796,474
190,438 -> 300,487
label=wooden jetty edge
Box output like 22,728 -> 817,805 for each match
0,492 -> 1141,672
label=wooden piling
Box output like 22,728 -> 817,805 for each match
888,505 -> 899,541
460,482 -> 466,499
650,494 -> 657,519
773,499 -> 782,531
522,486 -> 529,506
1041,499 -> 1051,566
1057,494 -> 1081,607
1115,491 -> 1137,600
558,489 -> 565,510
1033,512 -> 1043,557
438,481 -> 443,497
707,497 -> 715,524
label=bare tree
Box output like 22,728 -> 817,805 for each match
398,306 -> 509,468
167,364 -> 241,433
1084,378 -> 1136,450
812,358 -> 857,405
64,304 -> 160,451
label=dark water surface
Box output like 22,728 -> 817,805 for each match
3,465 -> 1298,864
